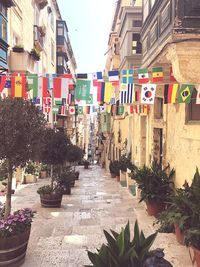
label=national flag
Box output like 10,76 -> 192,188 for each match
120,84 -> 127,104
117,105 -> 124,115
141,84 -> 156,104
100,105 -> 105,113
111,105 -> 116,115
93,81 -> 104,103
43,97 -> 51,106
106,105 -> 111,114
75,79 -> 91,101
69,106 -> 75,114
54,99 -> 63,105
60,106 -> 67,116
108,70 -> 119,82
92,72 -> 103,81
85,106 -> 90,114
62,74 -> 75,90
38,76 -> 49,98
86,94 -> 93,105
43,105 -> 51,113
128,105 -> 134,114
121,70 -> 133,84
170,66 -> 177,82
178,84 -> 194,104
164,84 -> 178,104
110,97 -> 116,105
5,77 -> 11,89
46,74 -> 56,89
138,68 -> 149,84
152,67 -> 163,82
133,90 -> 140,102
126,84 -> 134,103
11,73 -> 27,98
54,77 -> 69,99
92,106 -> 97,113
32,97 -> 41,106
0,75 -> 6,92
76,73 -> 88,79
104,82 -> 112,103
53,105 -> 59,114
196,85 -> 200,104
141,105 -> 150,115
77,106 -> 83,115
67,93 -> 72,105
27,74 -> 38,97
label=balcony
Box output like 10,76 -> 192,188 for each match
34,25 -> 44,52
9,51 -> 35,73
56,51 -> 68,75
56,20 -> 68,52
140,0 -> 200,83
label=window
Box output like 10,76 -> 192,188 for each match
132,20 -> 142,27
142,36 -> 148,55
58,27 -> 63,36
1,16 -> 7,41
160,2 -> 171,33
188,89 -> 200,121
51,39 -> 54,64
154,97 -> 163,119
143,0 -> 149,22
149,21 -> 158,46
57,56 -> 63,65
12,33 -> 20,46
132,34 -> 142,54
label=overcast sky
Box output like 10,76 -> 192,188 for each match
57,0 -> 116,73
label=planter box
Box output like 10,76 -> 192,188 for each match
40,193 -> 63,208
24,174 -> 37,184
10,51 -> 35,73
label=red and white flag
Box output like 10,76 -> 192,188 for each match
69,106 -> 75,115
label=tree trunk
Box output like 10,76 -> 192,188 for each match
5,161 -> 13,218
50,164 -> 53,190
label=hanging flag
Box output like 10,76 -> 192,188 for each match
111,105 -> 116,116
170,66 -> 177,82
133,90 -> 140,102
126,84 -> 134,103
141,105 -> 150,115
75,79 -> 91,101
117,105 -> 124,115
43,97 -> 51,106
53,105 -> 59,114
85,106 -> 90,114
92,72 -> 103,81
164,84 -> 178,104
11,73 -> 27,98
60,106 -> 67,116
108,70 -> 119,83
178,84 -> 194,104
27,74 -> 38,97
76,73 -> 88,79
0,75 -> 6,92
141,84 -> 156,104
54,99 -> 63,105
43,105 -> 51,113
86,94 -> 93,105
110,96 -> 116,105
67,93 -> 73,105
93,81 -> 104,103
54,77 -> 69,99
104,82 -> 112,103
77,106 -> 83,115
46,74 -> 56,89
196,85 -> 200,104
138,68 -> 149,84
100,105 -> 105,113
152,67 -> 163,82
38,76 -> 49,98
62,73 -> 75,90
106,105 -> 111,114
33,97 -> 41,106
121,70 -> 133,84
69,106 -> 75,114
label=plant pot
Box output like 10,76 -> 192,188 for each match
62,184 -> 71,195
174,224 -> 185,245
116,175 -> 120,182
111,172 -> 116,178
40,171 -> 47,179
75,172 -> 79,180
146,201 -> 165,216
0,227 -> 31,266
40,193 -> 63,208
24,174 -> 37,183
191,246 -> 200,267
12,47 -> 24,53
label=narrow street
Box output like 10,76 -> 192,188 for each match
8,165 -> 192,267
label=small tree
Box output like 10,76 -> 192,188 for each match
0,98 -> 46,218
40,129 -> 71,188
66,144 -> 84,165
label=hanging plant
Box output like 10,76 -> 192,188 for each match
30,48 -> 40,61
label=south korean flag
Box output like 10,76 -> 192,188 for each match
141,84 -> 156,104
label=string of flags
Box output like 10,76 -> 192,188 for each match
0,65 -> 199,117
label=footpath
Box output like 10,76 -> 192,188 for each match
4,165 -> 193,267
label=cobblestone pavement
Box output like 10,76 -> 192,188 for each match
7,165 -> 193,266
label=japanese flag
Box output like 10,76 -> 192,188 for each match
69,106 -> 75,115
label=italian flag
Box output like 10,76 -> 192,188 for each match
138,68 -> 149,84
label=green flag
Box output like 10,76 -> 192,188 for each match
117,105 -> 124,115
53,105 -> 59,114
75,79 -> 91,101
54,99 -> 62,105
27,74 -> 38,97
178,84 -> 194,103
77,106 -> 83,115
86,94 -> 93,105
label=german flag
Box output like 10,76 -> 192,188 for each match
152,67 -> 163,82
164,84 -> 179,104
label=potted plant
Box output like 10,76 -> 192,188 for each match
40,164 -> 48,179
109,160 -> 120,179
38,129 -> 71,207
12,44 -> 24,53
132,161 -> 175,216
0,98 -> 46,266
87,220 -> 159,266
83,160 -> 90,169
30,48 -> 40,61
56,167 -> 76,195
24,161 -> 39,183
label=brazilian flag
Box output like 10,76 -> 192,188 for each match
178,84 -> 194,103
117,105 -> 124,115
77,106 -> 83,115
86,94 -> 93,105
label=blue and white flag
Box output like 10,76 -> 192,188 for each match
108,70 -> 119,82
92,71 -> 103,81
46,74 -> 56,89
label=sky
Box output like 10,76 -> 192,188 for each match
57,0 -> 116,73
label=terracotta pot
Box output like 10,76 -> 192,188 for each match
0,228 -> 31,266
191,246 -> 200,267
40,193 -> 63,208
146,201 -> 165,216
174,224 -> 185,245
